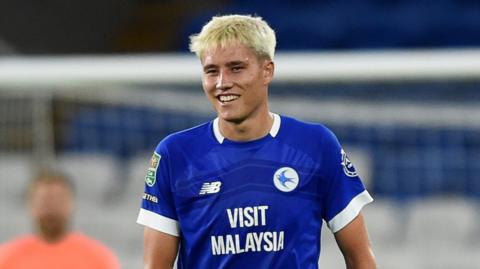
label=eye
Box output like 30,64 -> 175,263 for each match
204,69 -> 218,75
231,66 -> 244,72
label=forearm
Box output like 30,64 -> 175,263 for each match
344,249 -> 377,269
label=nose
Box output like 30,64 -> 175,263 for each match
215,70 -> 233,91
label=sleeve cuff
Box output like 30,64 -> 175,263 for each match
137,208 -> 180,237
327,190 -> 373,233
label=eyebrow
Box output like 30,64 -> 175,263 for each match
203,60 -> 248,71
203,64 -> 217,72
226,61 -> 247,67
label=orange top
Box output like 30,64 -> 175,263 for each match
0,233 -> 120,269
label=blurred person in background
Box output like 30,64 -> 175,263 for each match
0,169 -> 120,269
137,14 -> 376,269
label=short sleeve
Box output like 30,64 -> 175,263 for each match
136,141 -> 180,237
320,128 -> 373,233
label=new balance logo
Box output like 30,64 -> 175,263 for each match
199,181 -> 222,195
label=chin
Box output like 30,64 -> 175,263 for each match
217,104 -> 261,124
218,111 -> 246,124
37,216 -> 69,241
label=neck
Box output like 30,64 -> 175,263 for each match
218,108 -> 274,142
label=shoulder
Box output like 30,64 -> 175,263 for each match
0,235 -> 37,250
279,115 -> 339,147
154,121 -> 213,154
0,235 -> 37,262
68,233 -> 113,253
68,233 -> 119,264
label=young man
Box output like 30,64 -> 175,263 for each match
0,170 -> 119,269
137,15 -> 376,269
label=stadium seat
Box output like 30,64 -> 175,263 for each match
0,204 -> 30,242
56,153 -> 119,209
0,155 -> 33,205
362,199 -> 408,245
406,198 -> 477,247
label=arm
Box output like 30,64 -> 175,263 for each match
143,227 -> 180,269
334,213 -> 376,269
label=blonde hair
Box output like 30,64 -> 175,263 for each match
189,14 -> 276,60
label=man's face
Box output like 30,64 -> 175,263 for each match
201,43 -> 274,123
29,180 -> 73,241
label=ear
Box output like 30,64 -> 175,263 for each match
262,60 -> 275,85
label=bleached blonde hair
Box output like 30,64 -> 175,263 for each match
189,14 -> 276,60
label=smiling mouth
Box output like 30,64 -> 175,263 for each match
217,95 -> 240,103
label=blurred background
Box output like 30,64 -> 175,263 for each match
1,0 -> 480,268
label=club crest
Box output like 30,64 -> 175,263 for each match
273,167 -> 299,192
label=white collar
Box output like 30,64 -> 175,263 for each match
213,113 -> 281,144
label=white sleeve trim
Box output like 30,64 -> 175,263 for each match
327,190 -> 373,233
137,208 -> 180,237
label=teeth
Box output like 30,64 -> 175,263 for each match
219,95 -> 239,102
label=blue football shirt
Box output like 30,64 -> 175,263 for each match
137,113 -> 373,268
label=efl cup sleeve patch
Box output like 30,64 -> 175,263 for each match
145,152 -> 161,187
